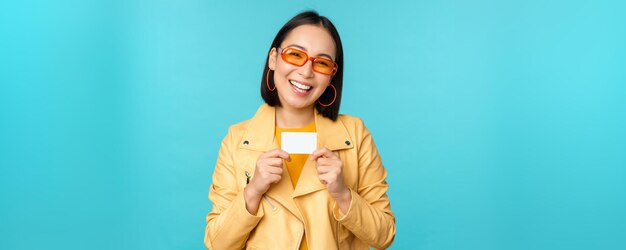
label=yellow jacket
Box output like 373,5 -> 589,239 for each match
205,104 -> 396,250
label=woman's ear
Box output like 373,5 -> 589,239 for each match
268,47 -> 277,70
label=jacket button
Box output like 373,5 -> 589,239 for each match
243,140 -> 249,145
345,140 -> 351,145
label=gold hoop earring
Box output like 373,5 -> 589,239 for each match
317,83 -> 337,107
266,70 -> 275,91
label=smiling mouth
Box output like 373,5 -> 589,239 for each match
289,80 -> 313,93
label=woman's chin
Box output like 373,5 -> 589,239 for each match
282,98 -> 315,110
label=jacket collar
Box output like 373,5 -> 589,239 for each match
239,103 -> 354,152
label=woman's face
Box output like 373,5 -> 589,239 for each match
268,24 -> 337,110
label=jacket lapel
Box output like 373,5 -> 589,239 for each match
315,108 -> 354,152
238,104 -> 302,220
293,108 -> 354,198
239,104 -> 275,152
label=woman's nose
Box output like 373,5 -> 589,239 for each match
297,59 -> 315,78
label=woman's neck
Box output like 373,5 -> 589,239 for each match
275,105 -> 315,128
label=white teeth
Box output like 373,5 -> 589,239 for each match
289,80 -> 312,91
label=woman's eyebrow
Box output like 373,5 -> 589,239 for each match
284,44 -> 334,60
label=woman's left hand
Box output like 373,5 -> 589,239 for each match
310,147 -> 352,211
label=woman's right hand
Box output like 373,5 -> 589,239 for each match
244,149 -> 290,214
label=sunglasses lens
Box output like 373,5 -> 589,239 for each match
282,48 -> 307,66
313,58 -> 336,75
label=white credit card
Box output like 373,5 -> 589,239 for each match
281,132 -> 317,154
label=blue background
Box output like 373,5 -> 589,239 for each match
1,0 -> 625,249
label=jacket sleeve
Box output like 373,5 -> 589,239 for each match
332,119 -> 396,249
205,127 -> 264,250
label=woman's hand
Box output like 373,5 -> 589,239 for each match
310,147 -> 352,213
244,149 -> 290,214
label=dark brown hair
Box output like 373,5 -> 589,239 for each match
260,11 -> 344,121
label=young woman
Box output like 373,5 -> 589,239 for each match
205,11 -> 395,250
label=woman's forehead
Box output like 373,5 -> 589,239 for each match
281,24 -> 336,59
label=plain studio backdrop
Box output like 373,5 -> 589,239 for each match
1,0 -> 625,249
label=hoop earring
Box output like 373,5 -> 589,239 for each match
266,70 -> 275,91
317,83 -> 337,107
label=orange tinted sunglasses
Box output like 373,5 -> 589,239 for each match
278,47 -> 338,76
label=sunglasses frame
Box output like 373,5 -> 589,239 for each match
277,47 -> 338,76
